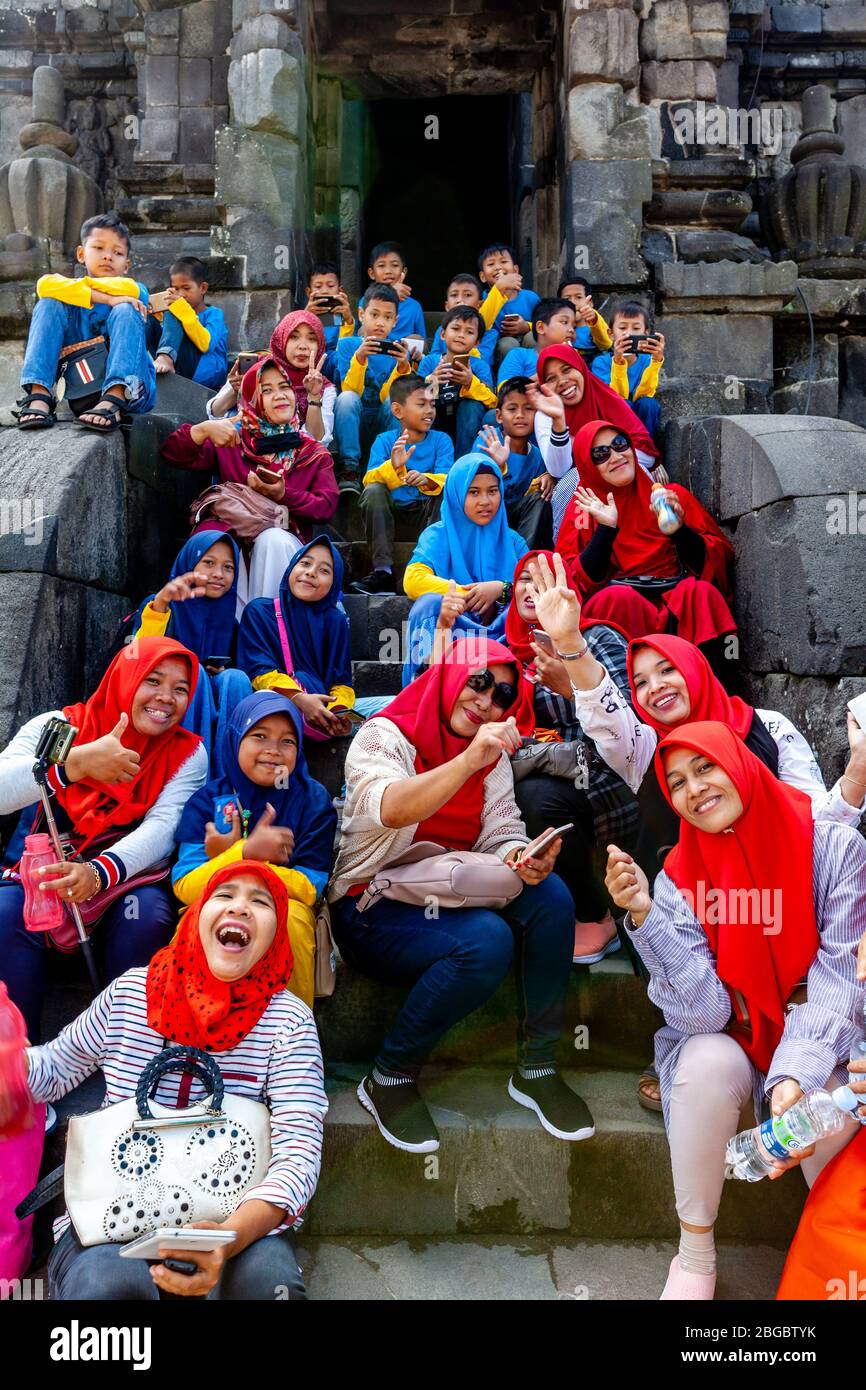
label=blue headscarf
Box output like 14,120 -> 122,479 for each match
237,534 -> 352,694
174,690 -> 336,891
137,530 -> 240,663
409,454 -> 528,585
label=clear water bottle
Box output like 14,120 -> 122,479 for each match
650,483 -> 681,535
725,1088 -> 858,1181
841,1040 -> 866,1125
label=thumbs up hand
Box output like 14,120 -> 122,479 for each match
67,710 -> 142,785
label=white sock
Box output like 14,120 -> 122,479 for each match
678,1226 -> 716,1276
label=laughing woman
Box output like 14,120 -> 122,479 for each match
20,863 -> 328,1301
605,722 -> 866,1301
555,420 -> 736,663
401,454 -> 528,683
0,638 -> 207,1039
172,692 -> 336,1006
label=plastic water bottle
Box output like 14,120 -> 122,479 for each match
0,981 -> 33,1138
20,832 -> 65,932
726,1088 -> 858,1181
650,483 -> 681,536
842,1039 -> 866,1125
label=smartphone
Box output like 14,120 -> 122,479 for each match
315,296 -> 342,311
532,630 -> 555,656
256,464 -> 283,484
376,341 -> 404,357
627,335 -> 645,355
206,655 -> 232,671
847,692 -> 866,731
234,350 -> 265,362
513,823 -> 574,868
119,1228 -> 237,1260
452,353 -> 470,368
331,707 -> 366,726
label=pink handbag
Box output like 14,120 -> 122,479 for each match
0,1104 -> 46,1290
190,481 -> 290,540
356,841 -> 524,912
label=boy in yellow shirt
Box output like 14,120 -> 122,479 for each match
16,212 -> 169,433
591,300 -> 666,445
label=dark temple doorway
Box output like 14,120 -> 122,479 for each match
360,95 -> 513,308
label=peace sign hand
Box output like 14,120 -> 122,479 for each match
303,347 -> 326,401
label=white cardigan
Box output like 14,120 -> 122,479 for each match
328,717 -> 529,901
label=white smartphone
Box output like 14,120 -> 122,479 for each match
119,1228 -> 237,1260
513,822 -> 574,868
847,692 -> 866,731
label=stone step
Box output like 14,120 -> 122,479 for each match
333,539 -> 415,588
316,948 -> 659,1071
310,1065 -> 805,1243
342,592 -> 413,662
352,659 -> 403,696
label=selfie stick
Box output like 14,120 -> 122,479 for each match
31,750 -> 101,995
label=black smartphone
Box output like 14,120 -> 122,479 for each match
206,655 -> 232,670
375,340 -> 404,357
315,296 -> 342,311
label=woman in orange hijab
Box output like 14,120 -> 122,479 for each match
0,637 -> 208,1039
605,722 -> 866,1301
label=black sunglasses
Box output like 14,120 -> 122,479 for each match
465,668 -> 517,709
590,433 -> 631,464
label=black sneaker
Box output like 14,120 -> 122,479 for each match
507,1070 -> 595,1141
357,1072 -> 440,1153
339,472 -> 361,495
349,570 -> 396,595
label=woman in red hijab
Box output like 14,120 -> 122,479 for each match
604,721 -> 866,1301
269,309 -> 335,444
0,637 -> 208,1040
555,419 -> 736,662
329,637 -> 593,1155
19,862 -> 327,1301
535,344 -> 660,467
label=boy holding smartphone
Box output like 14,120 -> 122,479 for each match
333,284 -> 412,493
591,300 -> 666,445
558,276 -> 612,355
476,242 -> 540,364
303,260 -> 355,384
417,306 -> 496,457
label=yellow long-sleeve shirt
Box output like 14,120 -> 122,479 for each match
251,669 -> 355,713
588,310 -> 612,351
134,601 -> 170,639
362,458 -> 447,496
610,356 -> 664,401
165,296 -> 211,353
479,284 -> 507,333
36,273 -> 143,309
341,351 -> 408,404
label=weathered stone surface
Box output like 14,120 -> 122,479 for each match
179,57 -> 212,107
648,187 -> 752,227
676,229 -> 769,262
209,286 -> 294,350
31,65 -> 65,128
567,8 -> 640,89
740,672 -> 866,786
227,49 -> 304,141
770,4 -> 822,35
215,125 -> 303,213
822,4 -> 866,39
838,92 -> 866,170
18,122 -> 78,155
640,0 -> 729,61
567,82 -> 651,161
642,59 -> 717,100
840,336 -> 866,428
178,106 -> 215,164
655,312 -> 774,380
144,55 -> 179,107
562,158 -> 651,286
230,13 -> 294,59
180,0 -> 232,58
136,114 -> 179,162
0,338 -> 25,422
656,258 -> 797,305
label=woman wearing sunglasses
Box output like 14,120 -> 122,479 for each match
556,420 -> 736,670
328,637 -> 592,1154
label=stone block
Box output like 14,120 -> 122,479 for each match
31,65 -> 65,126
770,5 -> 822,35
656,260 -> 797,309
0,286 -> 34,340
641,0 -> 729,61
567,82 -> 652,161
178,106 -> 215,164
179,58 -> 211,107
136,114 -> 179,162
714,411 -> 866,516
641,59 -> 717,100
740,672 -> 866,785
227,48 -> 304,142
144,10 -> 180,39
181,0 -> 232,58
822,5 -> 866,39
838,92 -> 866,169
230,13 -> 294,58
655,311 -> 773,381
773,378 -> 840,418
562,158 -> 651,286
143,55 -> 178,107
233,0 -> 298,23
0,338 -> 25,422
840,336 -> 866,428
676,230 -> 770,263
212,55 -> 230,106
567,8 -> 640,89
208,287 -> 294,350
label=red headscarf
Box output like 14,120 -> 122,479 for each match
655,721 -> 818,1075
535,344 -> 659,462
238,356 -> 303,470
379,636 -> 534,850
60,636 -> 200,841
146,860 -> 293,1052
556,419 -> 734,602
628,634 -> 753,738
269,310 -> 329,421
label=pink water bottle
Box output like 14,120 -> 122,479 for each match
20,833 -> 64,932
0,982 -> 33,1138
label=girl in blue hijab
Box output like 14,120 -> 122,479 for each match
172,690 -> 337,1005
133,530 -> 252,773
237,535 -> 356,740
401,454 -> 528,683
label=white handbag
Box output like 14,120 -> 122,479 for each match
64,1045 -> 272,1248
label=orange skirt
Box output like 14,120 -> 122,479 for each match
776,1128 -> 866,1300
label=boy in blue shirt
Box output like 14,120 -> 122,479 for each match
430,273 -> 498,368
591,300 -> 666,444
16,211 -> 158,433
474,377 -> 556,549
477,242 -> 539,363
417,306 -> 497,458
558,276 -> 613,357
367,240 -> 426,344
496,297 -> 578,388
334,284 -> 412,493
148,256 -> 228,391
303,259 -> 355,385
350,374 -> 453,595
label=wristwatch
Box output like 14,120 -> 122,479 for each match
497,582 -> 513,608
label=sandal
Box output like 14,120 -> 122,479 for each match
77,397 -> 126,434
13,388 -> 57,430
637,1067 -> 663,1113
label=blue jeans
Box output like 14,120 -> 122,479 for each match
21,298 -> 156,412
402,591 -> 507,684
631,394 -> 662,443
331,874 -> 574,1072
0,882 -> 176,1041
333,390 -> 393,472
48,1225 -> 306,1301
145,311 -> 201,380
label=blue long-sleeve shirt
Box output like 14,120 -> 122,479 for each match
592,350 -> 652,399
496,345 -> 539,388
188,304 -> 229,390
470,425 -> 545,504
417,347 -> 495,395
483,287 -> 539,335
431,322 -> 498,368
365,427 -> 454,505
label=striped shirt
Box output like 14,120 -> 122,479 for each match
626,820 -> 866,1130
27,968 -> 328,1240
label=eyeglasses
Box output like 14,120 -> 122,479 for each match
590,434 -> 631,464
465,669 -> 517,709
